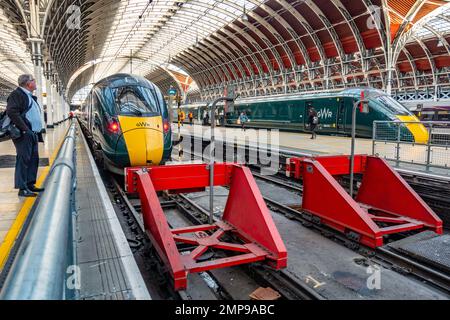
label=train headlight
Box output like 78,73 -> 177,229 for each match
107,117 -> 121,134
163,120 -> 170,133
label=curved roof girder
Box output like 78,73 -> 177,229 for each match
390,2 -> 450,67
169,59 -> 209,89
209,33 -> 257,78
275,0 -> 327,75
245,1 -> 296,70
226,23 -> 274,75
193,40 -> 239,81
299,0 -> 347,84
113,1 -> 264,81
422,26 -> 450,55
39,0 -> 450,100
183,44 -> 230,82
11,0 -> 30,37
411,36 -> 437,86
330,0 -> 369,71
217,28 -> 264,76
236,18 -> 285,73
176,50 -> 222,85
146,66 -> 183,94
202,37 -> 246,79
256,1 -> 314,85
0,1 -> 33,86
401,48 -> 419,89
182,34 -> 242,81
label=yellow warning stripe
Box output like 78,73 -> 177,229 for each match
0,124 -> 71,270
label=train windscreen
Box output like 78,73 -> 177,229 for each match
374,96 -> 410,116
112,86 -> 160,115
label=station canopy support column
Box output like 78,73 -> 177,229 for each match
53,84 -> 60,125
28,0 -> 45,127
45,62 -> 54,128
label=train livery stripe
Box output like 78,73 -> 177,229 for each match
396,115 -> 429,144
118,115 -> 164,166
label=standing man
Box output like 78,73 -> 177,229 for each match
308,107 -> 319,139
6,74 -> 45,197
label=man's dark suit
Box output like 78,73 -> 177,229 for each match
6,88 -> 41,190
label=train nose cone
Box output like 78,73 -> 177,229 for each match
119,116 -> 164,166
396,115 -> 429,144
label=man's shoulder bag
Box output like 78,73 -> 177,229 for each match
0,101 -> 32,141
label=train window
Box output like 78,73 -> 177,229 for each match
421,111 -> 435,121
112,86 -> 160,115
437,111 -> 450,121
278,102 -> 290,119
374,96 -> 409,115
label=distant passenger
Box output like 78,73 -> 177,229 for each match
188,111 -> 193,126
239,112 -> 249,131
308,108 -> 319,139
6,74 -> 45,197
180,111 -> 186,126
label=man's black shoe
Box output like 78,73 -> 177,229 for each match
28,185 -> 45,192
18,189 -> 37,197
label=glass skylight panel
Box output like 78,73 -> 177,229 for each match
0,6 -> 33,86
409,5 -> 450,42
66,0 -> 267,92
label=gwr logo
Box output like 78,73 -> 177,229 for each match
318,108 -> 333,119
136,122 -> 151,127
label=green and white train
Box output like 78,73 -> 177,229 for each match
176,88 -> 429,143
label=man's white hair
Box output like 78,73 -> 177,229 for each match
18,74 -> 34,87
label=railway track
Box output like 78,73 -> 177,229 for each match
108,175 -> 322,300
178,133 -> 450,227
179,147 -> 450,295
82,128 -> 449,299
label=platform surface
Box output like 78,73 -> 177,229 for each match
0,123 -> 70,259
73,125 -> 150,300
174,123 -> 372,155
174,124 -> 450,178
182,185 -> 447,299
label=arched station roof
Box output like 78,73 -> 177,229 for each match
0,0 -> 449,104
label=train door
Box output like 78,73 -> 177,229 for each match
337,98 -> 346,133
289,100 -> 304,130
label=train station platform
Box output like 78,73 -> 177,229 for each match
173,124 -> 450,179
0,122 -> 71,270
73,123 -> 149,300
0,121 -> 150,299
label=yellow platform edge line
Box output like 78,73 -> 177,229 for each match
0,123 -> 71,270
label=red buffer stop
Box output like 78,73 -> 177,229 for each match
286,155 -> 443,248
125,163 -> 287,291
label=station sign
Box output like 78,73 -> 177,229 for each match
168,88 -> 177,96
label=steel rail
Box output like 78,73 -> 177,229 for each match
179,147 -> 450,295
